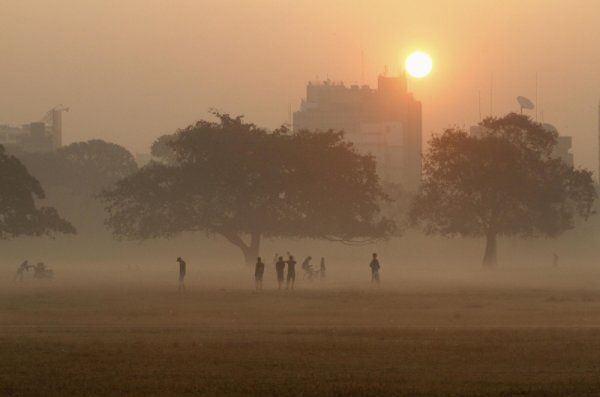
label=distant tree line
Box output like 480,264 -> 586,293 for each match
0,111 -> 595,267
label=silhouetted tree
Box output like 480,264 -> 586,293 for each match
0,145 -> 75,239
21,140 -> 138,196
100,113 -> 394,264
150,134 -> 177,165
410,113 -> 596,266
19,140 -> 138,234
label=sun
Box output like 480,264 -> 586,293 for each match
404,51 -> 432,78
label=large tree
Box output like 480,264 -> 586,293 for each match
20,140 -> 138,196
410,113 -> 596,266
18,140 -> 138,235
100,113 -> 394,264
0,145 -> 75,239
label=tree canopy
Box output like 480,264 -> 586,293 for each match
100,113 -> 394,263
410,113 -> 596,266
20,139 -> 138,196
0,145 -> 75,239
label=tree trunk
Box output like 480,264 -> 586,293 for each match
482,230 -> 497,267
242,233 -> 261,266
219,229 -> 261,266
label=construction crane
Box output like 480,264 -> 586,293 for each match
40,104 -> 69,124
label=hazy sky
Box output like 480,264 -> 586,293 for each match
1,1 -> 600,173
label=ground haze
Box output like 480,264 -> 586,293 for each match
3,265 -> 600,397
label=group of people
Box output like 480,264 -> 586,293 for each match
16,253 -> 380,290
253,252 -> 382,291
174,253 -> 381,292
253,254 -> 326,291
14,260 -> 54,281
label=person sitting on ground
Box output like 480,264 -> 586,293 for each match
33,262 -> 53,279
255,257 -> 265,291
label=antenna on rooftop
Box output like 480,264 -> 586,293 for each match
361,50 -> 365,85
490,73 -> 493,116
517,96 -> 534,114
535,73 -> 539,121
478,90 -> 482,122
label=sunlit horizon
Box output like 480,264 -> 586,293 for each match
1,1 -> 599,172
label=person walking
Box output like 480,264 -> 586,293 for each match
286,255 -> 297,290
255,257 -> 265,291
275,256 -> 286,290
176,257 -> 186,292
369,253 -> 380,285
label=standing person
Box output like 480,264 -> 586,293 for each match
176,257 -> 186,292
553,253 -> 559,267
369,253 -> 380,285
319,257 -> 326,280
286,255 -> 297,290
275,256 -> 286,290
254,257 -> 265,291
15,260 -> 31,282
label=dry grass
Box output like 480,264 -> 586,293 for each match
2,284 -> 600,396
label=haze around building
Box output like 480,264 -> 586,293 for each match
1,1 -> 600,173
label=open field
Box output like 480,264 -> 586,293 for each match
3,274 -> 600,396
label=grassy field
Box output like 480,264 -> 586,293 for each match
3,279 -> 600,396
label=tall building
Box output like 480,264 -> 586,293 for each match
293,74 -> 422,191
0,106 -> 67,153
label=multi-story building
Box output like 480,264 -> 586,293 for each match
293,74 -> 422,191
0,107 -> 67,153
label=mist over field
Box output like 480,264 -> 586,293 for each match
4,2 -> 600,396
3,226 -> 600,290
6,230 -> 600,397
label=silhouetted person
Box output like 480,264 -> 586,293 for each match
301,256 -> 312,272
301,256 -> 314,279
275,256 -> 286,290
370,253 -> 380,284
15,260 -> 31,281
286,255 -> 297,290
255,257 -> 265,291
176,257 -> 186,292
319,257 -> 326,280
553,253 -> 559,267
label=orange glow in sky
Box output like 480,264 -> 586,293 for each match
1,1 -> 600,172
